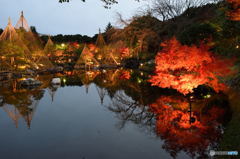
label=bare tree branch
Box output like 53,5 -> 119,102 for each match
151,0 -> 221,21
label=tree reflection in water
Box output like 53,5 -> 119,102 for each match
108,82 -> 232,158
0,70 -> 233,158
108,91 -> 155,130
150,94 -> 232,158
0,79 -> 47,128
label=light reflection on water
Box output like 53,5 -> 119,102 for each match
0,69 -> 232,159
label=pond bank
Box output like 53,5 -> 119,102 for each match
217,90 -> 240,159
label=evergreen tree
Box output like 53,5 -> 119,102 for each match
105,22 -> 113,33
30,26 -> 37,34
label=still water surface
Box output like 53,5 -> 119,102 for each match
0,70 -> 232,159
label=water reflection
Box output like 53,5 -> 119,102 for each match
0,80 -> 45,128
47,84 -> 60,102
0,69 -> 233,159
149,94 -> 231,158
108,91 -> 155,130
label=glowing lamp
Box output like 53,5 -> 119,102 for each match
18,65 -> 27,69
19,78 -> 27,81
204,94 -> 211,99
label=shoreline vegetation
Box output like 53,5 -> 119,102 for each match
0,0 -> 240,157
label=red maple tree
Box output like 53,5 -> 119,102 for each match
149,37 -> 233,95
227,0 -> 240,21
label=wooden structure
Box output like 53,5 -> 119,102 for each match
74,45 -> 99,69
0,12 -> 53,71
44,36 -> 55,56
15,11 -> 30,31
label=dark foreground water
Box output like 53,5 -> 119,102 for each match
0,70 -> 236,159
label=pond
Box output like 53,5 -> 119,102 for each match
0,69 -> 235,159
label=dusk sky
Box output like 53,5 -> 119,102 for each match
0,0 -> 148,37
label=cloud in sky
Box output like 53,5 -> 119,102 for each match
0,0 -> 147,36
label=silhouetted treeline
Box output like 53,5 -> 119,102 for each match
41,34 -> 94,44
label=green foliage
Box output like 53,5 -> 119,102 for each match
0,41 -> 25,57
0,41 -> 28,68
178,23 -> 218,45
158,3 -> 219,42
206,5 -> 240,57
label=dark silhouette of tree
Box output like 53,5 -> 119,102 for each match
41,34 -> 93,44
30,26 -> 37,34
105,22 -> 113,33
0,28 -> 3,35
59,0 -> 119,8
151,0 -> 220,21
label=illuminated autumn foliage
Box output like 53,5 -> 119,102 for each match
150,96 -> 227,158
71,42 -> 80,49
88,44 -> 97,52
149,38 -> 233,95
119,70 -> 131,80
119,47 -> 131,58
227,0 -> 240,21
